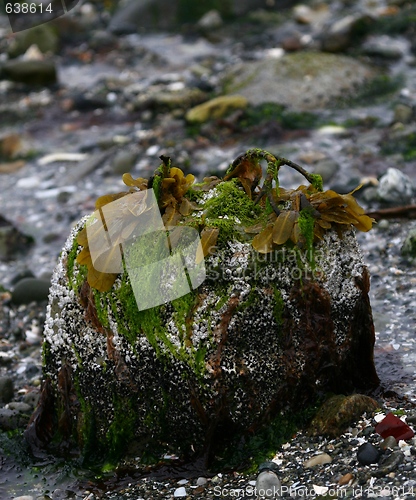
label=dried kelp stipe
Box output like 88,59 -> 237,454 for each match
75,149 -> 375,291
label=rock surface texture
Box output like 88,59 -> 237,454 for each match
27,152 -> 380,464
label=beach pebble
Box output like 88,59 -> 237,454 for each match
357,442 -> 380,465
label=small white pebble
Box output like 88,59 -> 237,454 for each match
173,486 -> 187,497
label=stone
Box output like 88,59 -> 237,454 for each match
0,376 -> 14,403
0,133 -> 22,159
222,52 -> 375,110
108,0 -> 286,33
377,167 -> 414,204
111,149 -> 139,175
173,486 -> 187,497
186,95 -> 248,123
357,442 -> 380,465
401,228 -> 416,259
197,10 -> 223,30
0,60 -> 57,86
375,450 -> 404,477
26,152 -> 379,465
319,14 -> 374,53
303,453 -> 332,468
338,472 -> 353,485
0,407 -> 29,431
256,463 -> 281,498
381,435 -> 397,450
312,159 -> 340,183
7,24 -> 59,58
375,412 -> 415,441
393,104 -> 413,124
362,35 -> 406,60
7,402 -> 32,413
0,215 -> 34,261
11,277 -> 50,305
308,394 -> 379,438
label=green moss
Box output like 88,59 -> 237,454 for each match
106,395 -> 136,461
380,131 -> 416,161
93,289 -> 110,328
73,375 -> 97,461
202,179 -> 262,245
337,74 -> 403,107
309,173 -> 323,192
66,238 -> 82,289
238,102 -> 322,130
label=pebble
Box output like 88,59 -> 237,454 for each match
0,375 -> 14,403
0,59 -> 57,86
339,472 -> 353,485
303,453 -> 332,467
173,486 -> 187,497
11,277 -> 50,305
357,442 -> 380,465
381,435 -> 397,450
401,228 -> 416,259
377,167 -> 414,204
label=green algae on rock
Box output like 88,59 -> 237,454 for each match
26,149 -> 380,466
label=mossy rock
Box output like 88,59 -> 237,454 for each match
26,151 -> 379,466
222,52 -> 375,110
308,394 -> 379,438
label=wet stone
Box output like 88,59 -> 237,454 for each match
357,442 -> 381,465
11,278 -> 50,305
308,394 -> 379,438
0,376 -> 14,403
303,453 -> 332,468
381,435 -> 397,450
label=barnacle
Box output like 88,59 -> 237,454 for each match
76,149 -> 374,292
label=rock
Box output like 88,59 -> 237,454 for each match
375,412 -> 415,441
381,435 -> 397,450
173,486 -> 187,497
0,60 -> 57,86
197,10 -> 223,30
312,159 -> 340,183
186,95 -> 248,123
377,167 -> 414,204
0,407 -> 29,430
375,450 -> 405,477
111,149 -> 139,175
393,104 -> 413,124
7,25 -> 59,58
0,215 -> 34,261
320,14 -> 374,53
26,152 -> 379,464
339,472 -> 353,485
0,376 -> 14,403
0,133 -> 22,159
303,453 -> 332,468
223,52 -> 375,110
11,277 -> 50,305
308,394 -> 379,438
109,0 -> 287,33
357,442 -> 380,465
362,35 -> 406,60
401,228 -> 416,259
7,402 -> 32,413
256,462 -> 281,498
